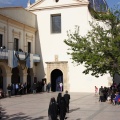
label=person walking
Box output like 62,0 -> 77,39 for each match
32,82 -> 37,94
7,84 -> 12,97
48,97 -> 58,120
59,97 -> 67,120
99,86 -> 104,102
57,92 -> 62,115
44,82 -> 47,92
64,90 -> 70,113
15,83 -> 19,95
59,82 -> 63,92
95,86 -> 98,96
47,82 -> 51,92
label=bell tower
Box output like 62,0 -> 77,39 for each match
35,0 -> 39,2
27,0 -> 31,7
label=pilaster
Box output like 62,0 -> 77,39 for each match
4,73 -> 12,93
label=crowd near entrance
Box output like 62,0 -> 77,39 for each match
0,65 -> 35,97
0,65 -> 66,98
51,69 -> 63,92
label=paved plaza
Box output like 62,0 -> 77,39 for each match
0,92 -> 120,120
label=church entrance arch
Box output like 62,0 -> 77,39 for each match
46,56 -> 68,92
51,69 -> 63,92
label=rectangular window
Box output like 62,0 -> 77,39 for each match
0,34 -> 3,47
28,42 -> 31,53
51,14 -> 61,33
14,38 -> 19,51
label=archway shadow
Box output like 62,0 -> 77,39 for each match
0,107 -> 47,120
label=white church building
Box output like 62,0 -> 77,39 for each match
0,0 -> 112,93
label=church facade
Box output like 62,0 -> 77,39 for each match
0,0 -> 112,93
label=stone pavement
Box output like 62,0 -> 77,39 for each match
0,92 -> 120,120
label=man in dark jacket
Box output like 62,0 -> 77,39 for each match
64,90 -> 70,113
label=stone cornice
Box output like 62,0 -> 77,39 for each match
0,14 -> 36,32
46,61 -> 68,64
28,2 -> 89,11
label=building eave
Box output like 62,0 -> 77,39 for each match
29,2 -> 89,11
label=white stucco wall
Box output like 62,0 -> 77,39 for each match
31,1 -> 112,92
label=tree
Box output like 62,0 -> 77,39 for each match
64,6 -> 120,77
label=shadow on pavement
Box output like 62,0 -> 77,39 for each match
69,107 -> 80,113
0,107 -> 47,120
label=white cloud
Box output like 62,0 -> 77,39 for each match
0,0 -> 14,5
117,2 -> 120,5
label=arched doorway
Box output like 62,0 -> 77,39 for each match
11,67 -> 20,84
0,68 -> 3,89
51,69 -> 63,92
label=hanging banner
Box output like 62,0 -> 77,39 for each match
26,53 -> 33,68
8,50 -> 18,68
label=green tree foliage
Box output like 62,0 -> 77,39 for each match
64,7 -> 120,77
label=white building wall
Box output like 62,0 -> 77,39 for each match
0,8 -> 36,28
0,12 -> 37,92
32,4 -> 112,92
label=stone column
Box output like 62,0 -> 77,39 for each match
4,73 -> 12,93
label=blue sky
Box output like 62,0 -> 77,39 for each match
0,0 -> 119,8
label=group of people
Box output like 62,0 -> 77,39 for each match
48,90 -> 70,120
6,81 -> 51,97
98,82 -> 120,105
1,80 -> 65,98
7,82 -> 27,97
32,81 -> 51,94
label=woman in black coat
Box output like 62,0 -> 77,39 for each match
57,93 -> 62,115
59,97 -> 67,120
48,97 -> 58,120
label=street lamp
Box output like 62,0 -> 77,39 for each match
0,46 -> 6,53
0,46 -> 6,51
15,49 -> 29,70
